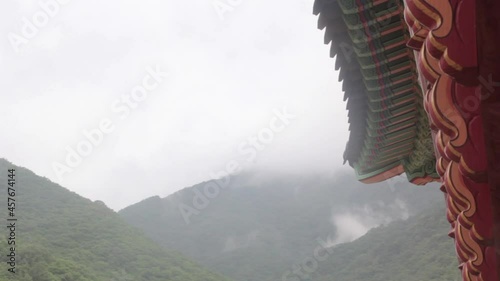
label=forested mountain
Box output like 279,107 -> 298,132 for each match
120,170 -> 453,281
0,157 -> 458,281
0,159 -> 230,281
309,203 -> 460,281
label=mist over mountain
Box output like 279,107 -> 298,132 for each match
309,204 -> 460,281
0,158 -> 459,281
120,170 -> 446,281
0,159 -> 230,281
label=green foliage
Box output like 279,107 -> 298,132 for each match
120,171 -> 454,281
0,158 -> 459,281
310,204 -> 461,281
0,159 -> 230,281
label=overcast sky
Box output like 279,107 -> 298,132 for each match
0,0 -> 350,210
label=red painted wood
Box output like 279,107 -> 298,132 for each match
404,0 -> 500,280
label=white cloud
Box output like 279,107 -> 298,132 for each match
327,200 -> 410,247
0,0 -> 348,210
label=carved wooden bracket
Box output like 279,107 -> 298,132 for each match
403,1 -> 498,280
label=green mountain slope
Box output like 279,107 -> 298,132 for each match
309,204 -> 460,281
119,171 -> 449,281
0,159 -> 231,281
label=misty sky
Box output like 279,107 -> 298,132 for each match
0,0 -> 350,210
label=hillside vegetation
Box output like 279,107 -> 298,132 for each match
0,159 -> 230,281
309,204 -> 461,281
120,171 -> 452,281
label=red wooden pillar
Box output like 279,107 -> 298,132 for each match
478,0 -> 500,278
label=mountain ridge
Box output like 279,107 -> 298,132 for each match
120,171 -> 449,281
0,158 -> 231,281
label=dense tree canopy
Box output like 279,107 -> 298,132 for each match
0,159 -> 230,281
310,204 -> 461,281
120,171 -> 455,281
0,158 -> 459,281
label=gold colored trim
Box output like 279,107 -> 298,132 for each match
412,0 -> 441,25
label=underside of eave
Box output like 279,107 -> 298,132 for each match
314,0 -> 439,184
